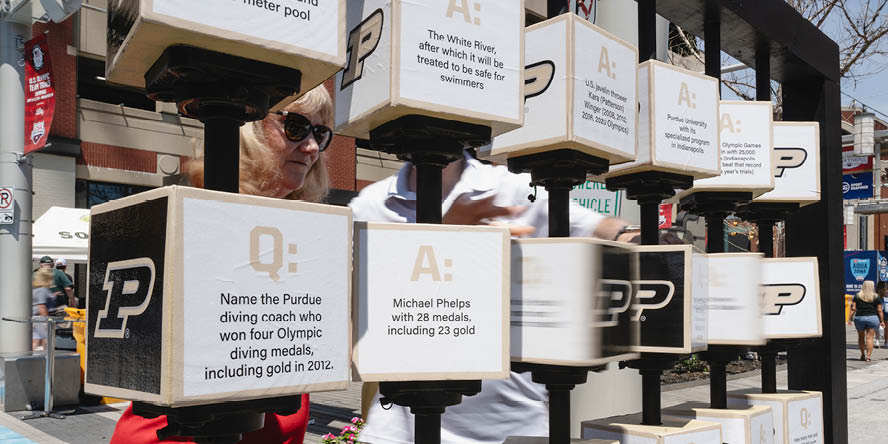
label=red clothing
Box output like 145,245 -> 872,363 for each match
110,395 -> 310,444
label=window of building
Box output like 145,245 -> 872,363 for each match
77,56 -> 156,111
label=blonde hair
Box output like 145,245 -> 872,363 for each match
187,84 -> 332,203
33,269 -> 53,288
859,280 -> 878,303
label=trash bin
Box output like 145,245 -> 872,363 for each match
845,294 -> 853,322
65,307 -> 125,405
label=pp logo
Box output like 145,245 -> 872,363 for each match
761,283 -> 806,315
94,259 -> 156,339
774,147 -> 807,177
341,9 -> 384,90
843,181 -> 851,193
631,280 -> 675,321
596,280 -> 633,327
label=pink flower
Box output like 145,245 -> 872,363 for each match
351,416 -> 362,424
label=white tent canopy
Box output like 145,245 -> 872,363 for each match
32,206 -> 90,264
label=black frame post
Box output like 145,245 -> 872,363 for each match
783,77 -> 846,444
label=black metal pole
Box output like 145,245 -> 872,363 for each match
759,222 -> 774,258
709,361 -> 727,408
415,163 -> 443,224
415,414 -> 441,444
638,0 -> 656,63
640,200 -> 660,246
760,347 -> 778,393
641,368 -> 661,425
203,118 -> 241,193
756,41 -> 771,102
549,388 -> 570,443
706,214 -> 725,253
705,0 -> 722,96
548,187 -> 570,238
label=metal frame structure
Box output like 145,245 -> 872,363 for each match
553,0 -> 843,441
643,0 -> 844,441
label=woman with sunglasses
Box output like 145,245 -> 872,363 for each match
108,85 -> 333,444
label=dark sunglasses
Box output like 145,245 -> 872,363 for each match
274,111 -> 333,152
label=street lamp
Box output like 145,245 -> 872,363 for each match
854,111 -> 875,156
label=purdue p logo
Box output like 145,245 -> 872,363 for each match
596,280 -> 633,327
341,9 -> 384,90
774,147 -> 807,177
94,259 -> 156,339
631,280 -> 675,321
761,283 -> 806,315
524,60 -> 555,100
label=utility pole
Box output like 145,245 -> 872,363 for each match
0,3 -> 33,353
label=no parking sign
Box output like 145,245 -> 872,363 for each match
0,187 -> 13,225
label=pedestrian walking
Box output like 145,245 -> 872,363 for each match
849,280 -> 885,361
31,268 -> 53,351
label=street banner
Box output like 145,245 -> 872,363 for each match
23,34 -> 55,154
842,145 -> 872,174
844,250 -> 879,295
842,171 -> 873,200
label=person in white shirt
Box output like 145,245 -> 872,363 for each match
349,150 -> 632,444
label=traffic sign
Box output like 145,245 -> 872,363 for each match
0,187 -> 14,225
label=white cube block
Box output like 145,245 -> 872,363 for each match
85,186 -> 352,407
335,0 -> 525,139
761,257 -> 822,339
728,390 -> 824,444
481,13 -> 637,164
106,0 -> 345,96
353,222 -> 510,382
604,59 -> 721,180
582,413 -> 723,444
677,101 -> 776,199
664,402 -> 774,444
707,253 -> 765,346
632,245 -> 708,354
510,238 -> 638,366
754,122 -> 822,206
505,438 -> 617,444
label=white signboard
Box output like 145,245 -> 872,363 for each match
755,122 -> 822,206
606,60 -> 720,180
760,257 -> 822,339
181,198 -> 351,398
510,239 -> 637,366
665,403 -> 774,444
85,186 -> 352,406
106,0 -> 346,100
483,14 -> 637,165
632,245 -> 708,354
335,0 -> 524,139
707,253 -> 765,345
728,390 -> 824,444
0,186 -> 13,225
583,413 -> 723,444
353,222 -> 510,381
684,101 -> 775,197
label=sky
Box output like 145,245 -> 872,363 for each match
714,1 -> 888,120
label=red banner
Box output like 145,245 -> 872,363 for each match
24,35 -> 55,154
659,204 -> 673,229
843,145 -> 873,174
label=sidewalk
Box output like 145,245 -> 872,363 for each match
1,324 -> 883,443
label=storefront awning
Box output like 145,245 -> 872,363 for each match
32,207 -> 90,263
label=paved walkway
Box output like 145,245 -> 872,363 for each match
1,325 -> 884,443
